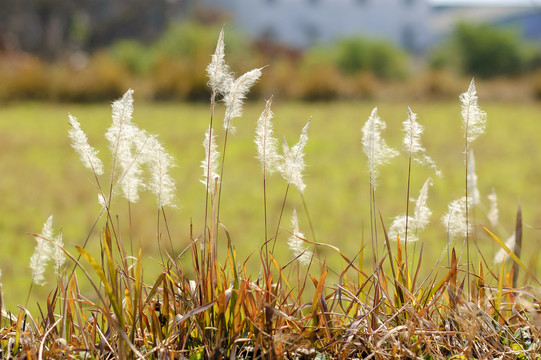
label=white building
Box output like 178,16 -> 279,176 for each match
200,0 -> 432,52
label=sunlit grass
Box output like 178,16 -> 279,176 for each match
1,99 -> 541,315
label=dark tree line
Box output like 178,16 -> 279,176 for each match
0,0 -> 193,59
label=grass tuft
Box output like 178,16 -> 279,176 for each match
1,30 -> 541,360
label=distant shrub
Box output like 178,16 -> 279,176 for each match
418,68 -> 463,99
0,54 -> 48,101
50,52 -> 130,102
152,57 -> 209,101
432,22 -> 541,79
334,37 -> 408,79
297,61 -> 347,100
109,40 -> 154,75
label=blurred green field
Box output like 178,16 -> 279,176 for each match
1,98 -> 541,313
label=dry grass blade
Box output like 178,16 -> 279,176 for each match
512,204 -> 522,288
484,227 -> 541,287
4,28 -> 541,360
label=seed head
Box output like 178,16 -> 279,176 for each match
362,108 -> 398,189
223,68 -> 262,133
288,209 -> 312,266
201,126 -> 220,195
279,119 -> 310,194
442,197 -> 470,239
30,215 -> 54,286
461,78 -> 486,144
68,114 -> 104,175
255,97 -> 281,174
207,28 -> 234,99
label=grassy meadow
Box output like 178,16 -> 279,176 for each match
1,97 -> 541,316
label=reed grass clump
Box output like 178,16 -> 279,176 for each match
1,29 -> 541,360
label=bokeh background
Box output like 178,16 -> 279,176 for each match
1,0 -> 541,102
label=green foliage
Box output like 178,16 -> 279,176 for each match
432,22 -> 541,79
304,36 -> 407,80
335,37 -> 407,79
109,39 -> 154,75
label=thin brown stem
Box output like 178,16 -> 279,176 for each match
271,184 -> 290,255
404,155 -> 412,284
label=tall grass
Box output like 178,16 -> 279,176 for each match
1,30 -> 541,359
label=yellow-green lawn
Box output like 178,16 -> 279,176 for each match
1,99 -> 540,313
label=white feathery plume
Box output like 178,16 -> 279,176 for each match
53,231 -> 65,276
255,97 -> 281,174
288,209 -> 312,266
141,134 -> 176,209
223,68 -> 262,133
201,126 -> 220,195
68,114 -> 104,175
389,177 -> 433,242
279,119 -> 311,194
362,107 -> 399,189
281,136 -> 289,156
487,188 -> 499,228
493,233 -> 515,264
441,197 -> 470,239
413,177 -> 433,230
105,89 -> 145,203
468,150 -> 480,206
207,28 -> 234,99
402,107 -> 440,176
98,193 -> 107,208
30,215 -> 54,286
461,78 -> 487,144
388,216 -> 412,242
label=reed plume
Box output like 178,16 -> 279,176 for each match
105,89 -> 144,203
468,150 -> 480,206
288,209 -> 312,265
223,68 -> 262,133
141,134 -> 176,209
53,231 -> 65,276
255,97 -> 281,174
279,119 -> 311,194
487,188 -> 499,228
206,28 -> 233,101
201,126 -> 220,195
29,215 -> 54,285
442,197 -> 470,240
389,177 -> 433,242
104,89 -> 176,208
461,79 -> 487,145
402,107 -> 440,176
68,114 -> 104,176
362,107 -> 398,189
